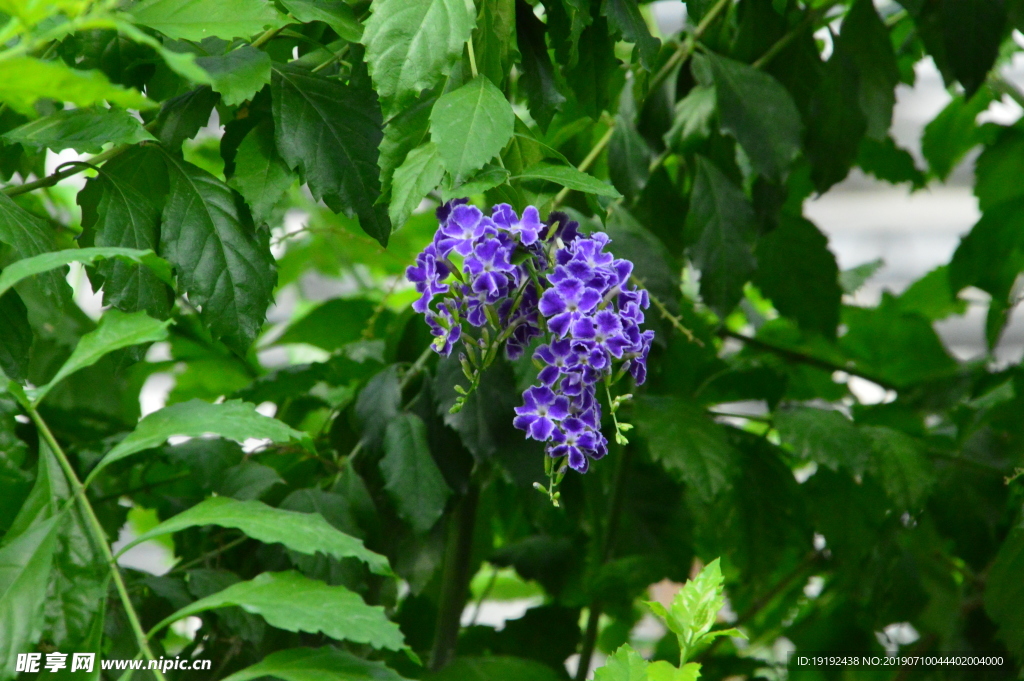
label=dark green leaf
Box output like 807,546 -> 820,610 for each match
896,265 -> 966,321
272,64 -> 391,246
378,93 -> 434,199
277,298 -> 379,351
608,113 -> 652,203
974,126 -> 1024,212
707,52 -> 802,181
0,247 -> 171,301
684,157 -> 757,316
361,0 -> 476,117
161,153 -> 275,350
228,119 -> 294,226
429,77 -> 516,183
0,108 -> 154,153
515,1 -> 566,131
863,426 -> 934,511
218,461 -> 285,500
0,192 -> 63,305
753,215 -> 840,338
921,88 -> 993,181
0,290 -> 30,381
442,165 -> 511,201
940,0 -> 1005,97
152,571 -> 406,650
0,517 -> 60,678
128,0 -> 284,41
856,135 -> 926,188
837,0 -> 899,140
804,43 -> 866,192
221,647 -> 409,681
838,257 -> 883,294
280,0 -> 363,41
633,396 -> 738,502
153,85 -> 219,150
475,0 -> 519,88
356,366 -> 402,448
390,142 -> 445,228
603,206 -> 678,309
425,657 -> 562,681
195,45 -> 271,106
775,407 -> 871,474
602,0 -> 660,71
985,526 -> 1024,656
380,413 -> 452,534
563,15 -> 619,119
664,85 -> 716,154
513,161 -> 621,198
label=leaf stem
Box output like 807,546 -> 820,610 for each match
552,126 -> 615,207
648,0 -> 732,95
751,0 -> 842,70
632,277 -> 701,345
2,144 -> 125,196
250,25 -> 285,49
466,38 -> 479,79
21,399 -> 167,681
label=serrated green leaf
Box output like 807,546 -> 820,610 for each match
633,396 -> 737,502
512,161 -> 621,198
974,126 -> 1024,212
516,2 -> 566,131
838,0 -> 899,140
921,88 -> 993,181
195,46 -> 271,106
378,94 -> 434,199
128,0 -> 285,41
0,108 -> 154,154
593,644 -> 649,680
896,265 -> 966,321
646,661 -> 700,681
985,526 -> 1024,657
0,290 -> 30,382
863,426 -> 935,511
442,165 -> 510,201
804,43 -> 865,192
430,77 -> 515,183
0,246 -> 172,300
280,0 -> 363,41
856,135 -> 926,188
664,84 -> 716,153
361,0 -> 476,117
0,57 -> 153,115
151,571 -> 406,651
161,153 -> 276,351
707,52 -> 801,181
0,193 -> 63,305
153,85 -> 219,150
389,142 -> 445,228
118,496 -> 392,575
272,63 -> 391,246
839,257 -> 883,294
775,407 -> 871,474
685,157 -> 757,316
380,413 -> 452,534
667,557 -> 725,662
221,647 -> 409,681
941,0 -> 1005,97
602,0 -> 660,71
475,0 -> 518,88
87,399 -> 311,483
32,310 -> 169,405
229,120 -> 294,226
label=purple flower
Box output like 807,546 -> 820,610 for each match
436,204 -> 497,257
406,243 -> 450,313
465,235 -> 516,302
514,386 -> 569,441
549,417 -> 599,472
571,309 -> 631,358
426,303 -> 462,356
535,338 -> 579,386
539,278 -> 603,337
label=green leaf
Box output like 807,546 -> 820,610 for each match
593,644 -> 649,681
195,46 -> 271,106
32,310 -> 169,405
152,570 -> 406,651
921,88 -> 993,180
0,291 -> 30,382
856,135 -> 926,188
153,85 -> 220,150
0,192 -> 63,304
940,0 -> 1005,97
633,396 -> 738,502
280,0 -> 363,41
602,0 -> 660,71
896,265 -> 966,321
653,557 -> 728,662
512,161 -> 621,198
0,517 -> 60,679
0,108 -> 155,154
646,662 -> 700,681
804,43 -> 865,192
0,57 -> 153,115
161,153 -> 276,351
442,165 -> 510,201
389,142 -> 445,229
118,496 -> 392,575
128,0 -> 285,41
984,525 -> 1024,657
87,399 -> 311,483
221,647 -> 409,681
837,0 -> 899,140
974,126 -> 1024,212
839,257 -> 883,294
361,0 -> 476,117
753,216 -> 841,338
229,120 -> 295,226
707,52 -> 802,181
0,246 -> 172,301
863,426 -> 935,511
77,171 -> 171,317
664,84 -> 716,153
425,657 -> 563,681
474,0 -> 518,88
775,407 -> 871,474
112,19 -> 215,85
685,157 -> 757,316
430,77 -> 515,183
516,2 -> 566,131
271,64 -> 391,246
378,94 -> 434,199
380,413 -> 452,534
218,461 -> 285,501
277,298 -> 380,351
608,111 -> 652,202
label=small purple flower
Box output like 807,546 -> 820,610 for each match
465,235 -> 516,302
514,386 -> 569,441
549,417 -> 599,472
406,243 -> 450,313
426,304 -> 462,356
572,309 -> 631,357
539,279 -> 603,337
534,338 -> 579,386
436,204 -> 497,257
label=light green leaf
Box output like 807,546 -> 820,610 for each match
633,396 -> 737,502
32,310 -> 169,405
195,46 -> 271,106
128,0 -> 285,41
380,414 -> 452,534
221,647 -> 409,681
593,644 -> 649,681
430,77 -> 515,183
151,571 -> 406,651
664,85 -> 716,153
378,94 -> 434,199
161,153 -> 276,351
112,19 -> 214,84
87,399 -> 311,484
653,558 -> 733,664
707,52 -> 802,181
229,120 -> 294,226
389,142 -> 445,229
513,161 -> 621,198
271,64 -> 391,246
117,496 -> 391,575
0,247 -> 172,301
1,108 -> 154,154
442,165 -> 510,201
839,258 -> 884,294
362,0 -> 476,117
0,57 -> 153,115
647,662 -> 700,681
280,0 -> 363,41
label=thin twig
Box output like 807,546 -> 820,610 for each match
552,126 -> 616,207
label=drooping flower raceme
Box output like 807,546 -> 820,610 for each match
407,200 -> 653,478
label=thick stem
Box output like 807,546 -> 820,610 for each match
575,445 -> 633,680
429,483 -> 481,671
26,404 -> 167,681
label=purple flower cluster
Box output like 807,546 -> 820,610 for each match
407,200 -> 653,474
